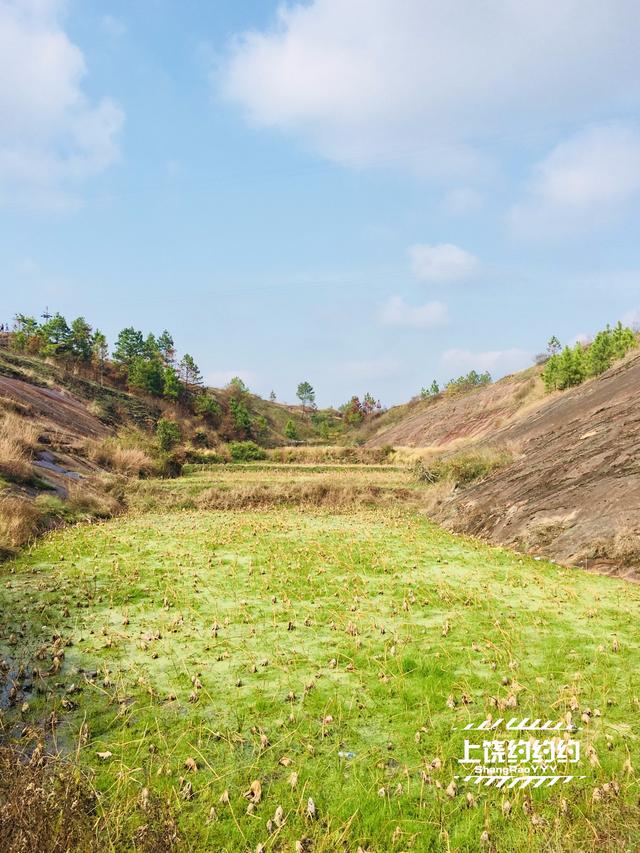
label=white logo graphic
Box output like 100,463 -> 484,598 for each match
456,718 -> 586,789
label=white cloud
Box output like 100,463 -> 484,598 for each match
409,243 -> 480,283
219,1 -> 640,177
509,124 -> 640,236
378,295 -> 448,328
442,347 -> 532,376
0,0 -> 123,209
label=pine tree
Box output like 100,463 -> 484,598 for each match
228,376 -> 248,394
542,354 -> 560,391
586,328 -> 614,376
547,336 -> 561,356
40,313 -> 71,357
296,381 -> 315,411
113,327 -> 145,364
179,354 -> 203,393
69,317 -> 93,362
555,345 -> 585,389
91,330 -> 109,384
128,356 -> 164,396
229,397 -> 251,434
611,321 -> 636,359
163,365 -> 182,402
157,330 -> 175,365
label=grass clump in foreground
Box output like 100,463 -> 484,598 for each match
0,464 -> 638,852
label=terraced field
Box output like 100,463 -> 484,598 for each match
1,463 -> 639,851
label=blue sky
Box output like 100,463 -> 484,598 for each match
2,0 -> 640,406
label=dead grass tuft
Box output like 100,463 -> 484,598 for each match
86,438 -> 154,477
412,446 -> 515,487
0,495 -> 41,551
0,745 -> 95,853
66,480 -> 122,518
0,411 -> 41,483
0,741 -> 179,852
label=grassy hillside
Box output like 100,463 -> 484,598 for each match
1,463 -> 638,851
359,366 -> 544,450
0,347 -> 317,444
0,346 -> 328,555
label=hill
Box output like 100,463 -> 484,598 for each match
0,345 -> 319,554
363,351 -> 640,576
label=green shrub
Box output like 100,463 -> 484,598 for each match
229,398 -> 252,433
194,394 -> 221,421
156,418 -> 181,451
229,441 -> 267,461
284,419 -> 298,441
444,370 -> 491,396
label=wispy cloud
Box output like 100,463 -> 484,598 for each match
219,1 -> 640,179
441,347 -> 532,376
409,243 -> 480,283
509,124 -> 640,237
0,0 -> 124,210
378,296 -> 448,328
442,187 -> 482,216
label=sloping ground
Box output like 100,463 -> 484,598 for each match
435,353 -> 640,577
364,369 -> 540,449
0,374 -> 109,440
367,352 -> 640,576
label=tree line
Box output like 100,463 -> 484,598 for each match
542,322 -> 636,392
10,312 -> 218,412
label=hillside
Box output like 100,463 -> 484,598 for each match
0,346 -> 318,554
364,351 -> 640,576
363,366 -> 543,449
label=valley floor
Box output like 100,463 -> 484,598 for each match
1,463 -> 639,851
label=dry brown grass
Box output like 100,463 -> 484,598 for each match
0,411 -> 41,483
420,478 -> 457,514
0,495 -> 41,551
66,480 -> 122,518
195,481 -> 415,510
86,438 -> 154,477
266,445 -> 394,464
0,482 -> 121,557
389,436 -> 487,465
412,445 -> 516,487
0,741 -> 179,852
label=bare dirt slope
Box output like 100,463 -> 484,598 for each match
365,369 -> 539,449
367,352 -> 640,577
0,375 -> 109,440
0,374 -> 112,496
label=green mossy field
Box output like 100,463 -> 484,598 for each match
1,463 -> 639,851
